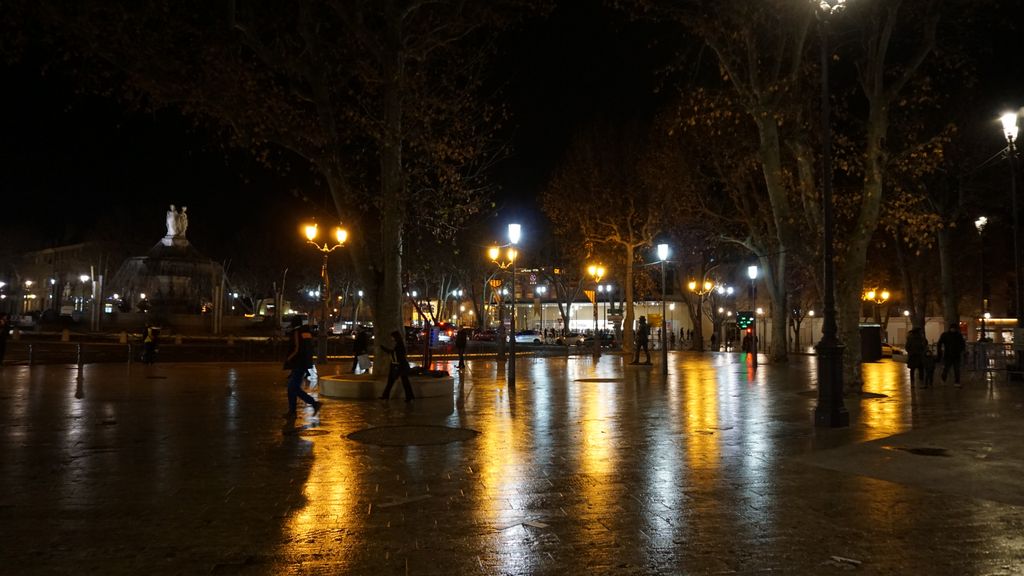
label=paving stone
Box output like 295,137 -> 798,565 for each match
2,355 -> 1023,574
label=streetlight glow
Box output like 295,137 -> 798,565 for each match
1001,111 -> 1019,141
304,224 -> 318,241
508,223 -> 521,245
657,243 -> 669,262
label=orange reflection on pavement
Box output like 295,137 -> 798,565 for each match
283,435 -> 360,570
858,362 -> 913,441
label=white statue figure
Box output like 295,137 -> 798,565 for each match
166,204 -> 178,237
177,206 -> 188,237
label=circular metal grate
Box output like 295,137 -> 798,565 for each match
347,425 -> 479,446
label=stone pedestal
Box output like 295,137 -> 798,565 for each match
320,374 -> 455,400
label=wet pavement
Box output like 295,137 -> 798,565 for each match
2,352 -> 1023,575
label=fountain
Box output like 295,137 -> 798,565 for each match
109,205 -> 225,319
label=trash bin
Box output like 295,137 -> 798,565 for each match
860,325 -> 882,362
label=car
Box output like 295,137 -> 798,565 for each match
578,333 -> 617,348
882,343 -> 906,359
513,330 -> 543,344
472,329 -> 497,341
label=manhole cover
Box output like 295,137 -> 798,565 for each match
896,446 -> 951,457
348,425 -> 479,446
575,378 -> 624,383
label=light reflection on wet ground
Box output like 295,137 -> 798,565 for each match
1,352 -> 1022,574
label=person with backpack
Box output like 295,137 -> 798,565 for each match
283,316 -> 322,419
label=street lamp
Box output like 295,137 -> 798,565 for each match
688,278 -> 715,352
862,289 -> 890,322
1001,112 -> 1021,367
488,222 -> 521,387
976,215 -> 988,341
814,0 -> 849,427
303,222 -> 348,364
587,263 -> 606,359
657,243 -> 670,375
748,264 -> 759,367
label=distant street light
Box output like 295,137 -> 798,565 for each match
587,263 -> 606,359
657,244 -> 670,375
303,222 -> 348,364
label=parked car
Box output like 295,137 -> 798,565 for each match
513,330 -> 543,344
578,333 -> 617,348
881,343 -> 906,359
555,332 -> 584,346
472,329 -> 497,341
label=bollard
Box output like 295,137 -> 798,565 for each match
77,343 -> 83,369
28,343 -> 34,365
127,343 -> 133,365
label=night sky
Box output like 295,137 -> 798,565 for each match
1,2 -> 1022,266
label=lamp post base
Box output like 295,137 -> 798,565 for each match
814,340 -> 849,427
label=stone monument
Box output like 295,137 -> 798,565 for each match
110,205 -> 224,316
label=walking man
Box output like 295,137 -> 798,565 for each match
937,323 -> 966,386
455,328 -> 468,369
630,316 -> 652,365
283,316 -> 322,419
380,330 -> 415,402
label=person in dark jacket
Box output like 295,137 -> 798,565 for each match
937,323 -> 967,386
905,327 -> 928,387
351,329 -> 370,373
0,314 -> 9,366
283,316 -> 322,419
455,328 -> 469,369
380,330 -> 415,401
630,316 -> 652,365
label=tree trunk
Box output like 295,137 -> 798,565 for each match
373,15 -> 405,371
936,226 -> 958,328
622,245 -> 636,355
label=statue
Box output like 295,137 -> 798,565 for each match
177,206 -> 188,238
166,204 -> 178,237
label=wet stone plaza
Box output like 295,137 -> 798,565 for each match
2,352 -> 1023,575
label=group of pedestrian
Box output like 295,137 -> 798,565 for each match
905,323 -> 966,388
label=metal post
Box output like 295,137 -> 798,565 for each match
751,278 -> 758,368
509,259 -> 516,387
814,16 -> 849,427
1009,136 -> 1022,372
77,343 -> 83,369
661,261 -> 668,375
319,252 -> 329,364
28,343 -> 33,365
592,288 -> 600,359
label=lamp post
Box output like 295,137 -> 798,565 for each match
862,289 -> 890,323
536,285 -> 547,334
813,0 -> 849,427
687,278 -> 715,352
1001,112 -> 1021,367
488,223 -> 521,387
748,264 -> 759,367
976,215 -> 988,341
587,263 -> 606,359
303,222 -> 348,364
657,244 -> 670,375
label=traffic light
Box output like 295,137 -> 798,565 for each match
737,311 -> 754,329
